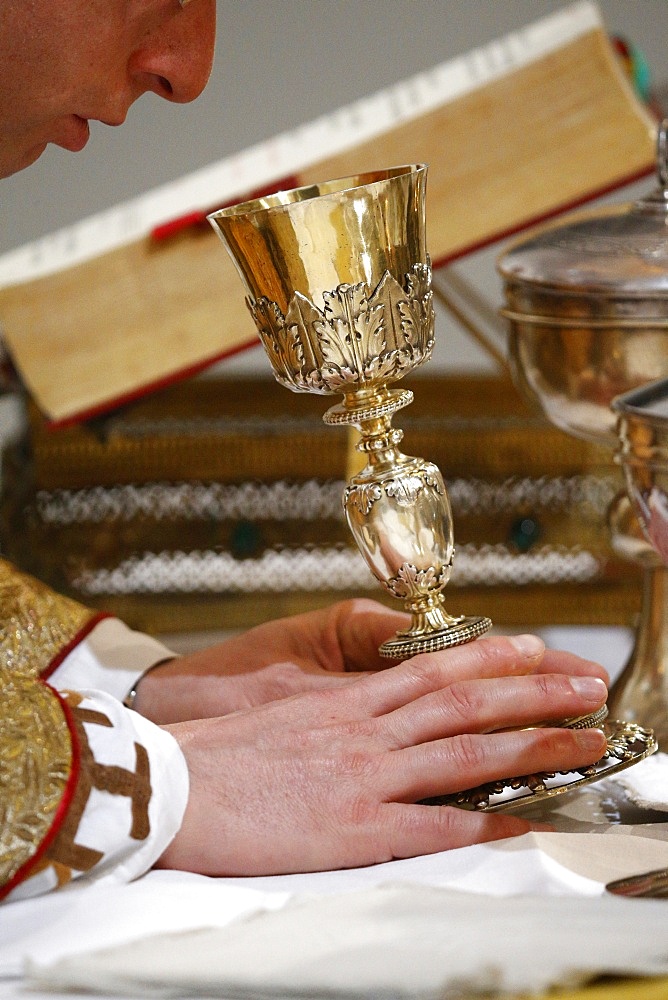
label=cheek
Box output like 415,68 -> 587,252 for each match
6,11 -> 125,112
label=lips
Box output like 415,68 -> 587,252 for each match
55,115 -> 90,152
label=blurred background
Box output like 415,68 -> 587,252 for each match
2,0 -> 667,250
1,0 -> 666,670
2,0 -> 666,375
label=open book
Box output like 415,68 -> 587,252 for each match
0,1 -> 655,426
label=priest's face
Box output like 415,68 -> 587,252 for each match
0,0 -> 216,178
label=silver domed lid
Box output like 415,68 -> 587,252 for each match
498,120 -> 668,302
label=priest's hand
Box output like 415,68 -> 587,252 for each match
156,633 -> 608,875
133,599 -> 417,723
133,599 -> 608,724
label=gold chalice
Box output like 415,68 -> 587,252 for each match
208,165 -> 491,658
208,164 -> 655,809
498,122 -> 668,744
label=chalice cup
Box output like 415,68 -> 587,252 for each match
208,165 -> 491,658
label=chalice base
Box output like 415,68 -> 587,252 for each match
425,719 -> 657,813
379,614 -> 492,658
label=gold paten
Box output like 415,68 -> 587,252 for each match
209,165 -> 491,657
0,559 -> 96,676
429,719 -> 657,812
0,671 -> 72,890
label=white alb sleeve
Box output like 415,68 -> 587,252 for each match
5,686 -> 189,903
47,616 -> 176,703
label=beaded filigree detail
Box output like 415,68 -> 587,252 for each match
0,671 -> 72,889
0,559 -> 96,677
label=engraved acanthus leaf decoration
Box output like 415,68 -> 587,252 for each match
398,262 -> 435,360
422,467 -> 445,494
248,297 -> 299,391
311,278 -> 392,391
384,468 -> 445,506
405,261 -> 432,302
347,468 -> 444,514
299,370 -> 330,392
246,261 -> 433,395
384,563 -> 450,601
362,349 -> 413,384
345,483 -> 383,516
248,297 -> 283,355
317,282 -> 386,368
284,324 -> 310,389
385,474 -> 427,506
317,366 -> 362,392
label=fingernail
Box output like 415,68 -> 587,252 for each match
569,676 -> 607,702
508,634 -> 545,658
575,728 -> 606,751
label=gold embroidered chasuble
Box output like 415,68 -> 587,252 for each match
0,559 -> 98,894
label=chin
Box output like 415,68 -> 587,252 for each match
0,142 -> 48,179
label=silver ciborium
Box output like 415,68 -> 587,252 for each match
498,122 -> 668,743
208,165 -> 491,658
612,378 -> 668,738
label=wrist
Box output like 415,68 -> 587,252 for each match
123,658 -> 176,714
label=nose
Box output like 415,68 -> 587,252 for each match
129,0 -> 217,105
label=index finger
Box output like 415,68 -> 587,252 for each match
348,633 -> 548,716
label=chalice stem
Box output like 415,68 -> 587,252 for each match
330,385 -> 491,658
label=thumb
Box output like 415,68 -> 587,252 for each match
333,598 -> 411,671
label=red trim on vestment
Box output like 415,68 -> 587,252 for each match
0,685 -> 82,901
40,611 -> 113,680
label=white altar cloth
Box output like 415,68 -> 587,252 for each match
3,753 -> 668,999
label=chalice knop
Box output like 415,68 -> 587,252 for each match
209,165 -> 491,658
